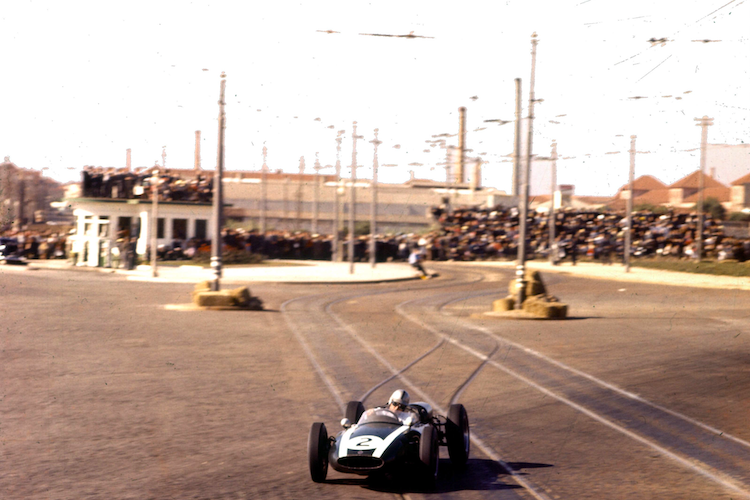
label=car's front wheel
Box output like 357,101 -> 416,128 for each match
308,422 -> 329,483
447,404 -> 470,468
419,425 -> 439,486
345,401 -> 365,424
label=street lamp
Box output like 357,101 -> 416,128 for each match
348,122 -> 364,274
260,145 -> 268,234
517,33 -> 539,309
150,166 -> 159,278
333,130 -> 345,262
369,129 -> 382,268
312,153 -> 332,234
211,72 -> 227,291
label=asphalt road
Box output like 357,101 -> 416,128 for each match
2,264 -> 749,499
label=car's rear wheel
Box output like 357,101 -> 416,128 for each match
308,422 -> 329,483
345,401 -> 365,424
419,425 -> 439,486
447,404 -> 470,468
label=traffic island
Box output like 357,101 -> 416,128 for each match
482,270 -> 568,320
190,281 -> 264,310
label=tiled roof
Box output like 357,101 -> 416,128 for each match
731,171 -> 750,186
606,189 -> 671,210
635,189 -> 671,204
682,186 -> 731,203
574,196 -> 612,204
618,175 -> 667,193
669,170 -> 727,189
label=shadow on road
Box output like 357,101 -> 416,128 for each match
325,458 -> 553,494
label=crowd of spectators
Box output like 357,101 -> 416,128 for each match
82,167 -> 212,202
5,205 -> 748,266
0,230 -> 69,260
426,205 -> 750,263
167,205 -> 749,265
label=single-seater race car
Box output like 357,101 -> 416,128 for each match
308,390 -> 470,485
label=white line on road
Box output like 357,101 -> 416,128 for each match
396,297 -> 750,498
281,297 -> 346,412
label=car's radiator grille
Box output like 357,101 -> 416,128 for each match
338,456 -> 384,469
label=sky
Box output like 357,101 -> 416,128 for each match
1,0 -> 747,196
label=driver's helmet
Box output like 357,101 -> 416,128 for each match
388,389 -> 410,410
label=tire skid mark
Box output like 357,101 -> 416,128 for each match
283,270 -> 550,499
281,295 -> 347,412
279,271 -> 485,411
397,291 -> 750,499
327,288 -> 552,500
436,288 -> 750,452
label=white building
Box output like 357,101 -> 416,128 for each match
68,198 -> 214,267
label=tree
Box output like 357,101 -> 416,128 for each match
699,197 -> 726,221
633,203 -> 669,215
342,221 -> 370,237
727,212 -> 750,222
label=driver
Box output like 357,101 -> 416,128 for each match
386,389 -> 418,425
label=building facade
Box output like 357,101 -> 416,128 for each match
1,157 -> 65,230
67,198 -> 214,267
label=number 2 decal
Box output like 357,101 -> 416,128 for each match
349,435 -> 384,450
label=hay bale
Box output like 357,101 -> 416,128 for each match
522,295 -> 567,318
493,297 -> 515,312
193,292 -> 235,308
228,287 -> 264,310
229,286 -> 252,305
525,270 -> 546,296
506,270 -> 547,298
191,281 -> 213,302
192,286 -> 264,310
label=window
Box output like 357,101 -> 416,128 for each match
118,217 -> 132,238
195,219 -> 207,240
98,216 -> 110,237
157,218 -> 165,239
172,219 -> 188,240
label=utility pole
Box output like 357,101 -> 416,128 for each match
333,130 -> 344,262
445,145 -> 455,211
369,129 -> 382,268
312,153 -> 321,234
513,78 -> 522,198
625,135 -> 636,272
150,147 -> 166,277
458,107 -> 467,184
194,131 -> 202,172
283,177 -> 290,229
126,148 -> 132,171
517,32 -> 538,309
150,163 -> 159,278
296,156 -> 305,231
211,72 -> 226,291
548,140 -> 557,263
694,115 -> 713,263
260,145 -> 268,234
349,121 -> 363,274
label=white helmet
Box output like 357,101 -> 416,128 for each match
388,389 -> 410,409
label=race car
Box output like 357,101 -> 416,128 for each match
308,390 -> 470,485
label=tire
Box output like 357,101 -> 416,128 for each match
446,404 -> 470,469
419,425 -> 439,486
308,422 -> 329,483
345,401 -> 365,424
